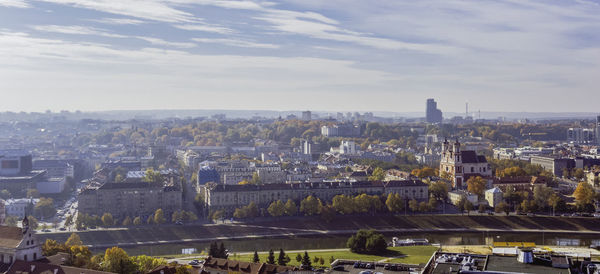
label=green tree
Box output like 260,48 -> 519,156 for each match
385,193 -> 404,213
268,200 -> 286,217
253,251 -> 260,263
250,172 -> 262,185
133,216 -> 142,226
296,253 -> 302,263
131,255 -> 167,273
301,251 -> 312,269
122,216 -> 132,226
101,213 -> 114,227
408,199 -> 418,212
300,195 -> 322,216
0,189 -> 10,199
267,249 -> 275,264
574,182 -> 596,205
347,229 -> 388,255
495,202 -> 510,216
27,216 -> 39,230
277,249 -> 288,266
368,167 -> 385,181
466,176 -> 487,197
65,233 -> 83,246
574,168 -> 585,181
284,199 -> 297,216
102,247 -> 137,274
332,195 -> 355,215
154,209 -> 166,224
34,197 -> 56,219
429,181 -> 449,202
319,204 -> 336,222
142,168 -> 164,183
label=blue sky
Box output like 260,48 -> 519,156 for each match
0,0 -> 599,113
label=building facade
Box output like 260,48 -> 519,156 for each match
439,139 -> 492,188
78,180 -> 182,219
529,156 -> 575,177
0,218 -> 44,264
204,180 -> 428,211
485,187 -> 503,208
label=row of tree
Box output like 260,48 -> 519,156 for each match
43,233 -> 192,274
76,209 -> 198,229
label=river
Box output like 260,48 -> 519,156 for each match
105,231 -> 600,256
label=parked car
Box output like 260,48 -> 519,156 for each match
383,264 -> 390,270
332,265 -> 345,271
353,262 -> 361,268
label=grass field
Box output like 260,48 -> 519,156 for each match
228,246 -> 439,268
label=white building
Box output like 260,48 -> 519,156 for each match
339,140 -> 358,155
4,198 -> 38,218
448,190 -> 479,206
0,218 -> 44,264
485,187 -> 503,208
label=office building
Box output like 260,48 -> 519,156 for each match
530,156 -> 575,177
0,150 -> 46,197
426,99 -> 443,123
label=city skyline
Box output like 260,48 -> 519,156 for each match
1,0 -> 600,113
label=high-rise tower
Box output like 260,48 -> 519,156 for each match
426,98 -> 443,123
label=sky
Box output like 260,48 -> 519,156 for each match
0,0 -> 599,113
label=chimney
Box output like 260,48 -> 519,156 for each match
31,265 -> 36,272
54,268 -> 59,274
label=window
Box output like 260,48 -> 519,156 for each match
33,253 -> 37,260
24,255 -> 27,261
471,167 -> 474,172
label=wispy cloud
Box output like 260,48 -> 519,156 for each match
136,36 -> 196,48
91,17 -> 145,25
0,0 -> 29,8
174,24 -> 234,34
31,25 -> 126,38
37,0 -> 196,22
192,38 -> 278,49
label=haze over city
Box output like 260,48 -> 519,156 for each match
1,0 -> 600,112
3,1 -> 600,274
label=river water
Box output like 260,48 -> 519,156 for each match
106,231 -> 600,256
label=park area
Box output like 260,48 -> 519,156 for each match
228,246 -> 439,268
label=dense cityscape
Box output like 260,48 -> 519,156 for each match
0,101 -> 600,273
3,0 -> 600,273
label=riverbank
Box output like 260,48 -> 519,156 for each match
37,215 -> 600,252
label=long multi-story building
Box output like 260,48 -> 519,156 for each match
321,124 -> 361,137
439,139 -> 492,188
203,180 -> 428,211
567,127 -> 596,144
529,155 -> 575,177
78,177 -> 182,219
